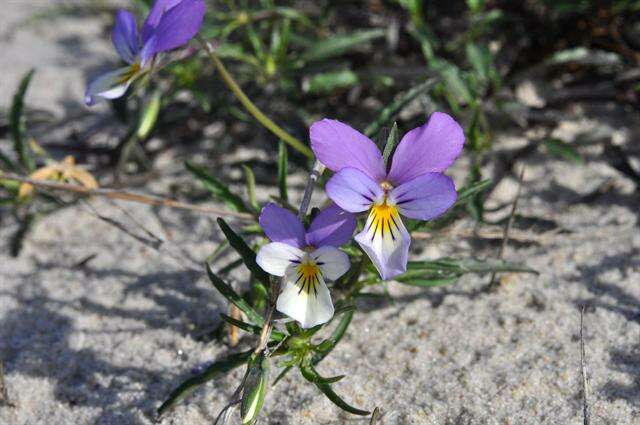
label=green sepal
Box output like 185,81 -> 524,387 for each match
382,122 -> 399,168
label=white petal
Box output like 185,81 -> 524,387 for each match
256,242 -> 304,277
354,204 -> 410,280
276,265 -> 334,328
84,66 -> 136,106
310,246 -> 350,280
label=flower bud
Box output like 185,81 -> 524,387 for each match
241,354 -> 269,424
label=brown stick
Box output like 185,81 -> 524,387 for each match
0,172 -> 254,220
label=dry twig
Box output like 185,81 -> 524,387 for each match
0,172 -> 254,220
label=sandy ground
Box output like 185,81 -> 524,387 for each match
2,2 -> 640,425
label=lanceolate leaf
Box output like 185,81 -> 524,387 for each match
298,29 -> 384,64
206,263 -> 264,326
186,161 -> 250,213
312,309 -> 354,365
10,69 -> 36,172
300,364 -> 369,416
242,165 -> 259,211
542,138 -> 584,165
455,179 -> 491,205
158,350 -> 252,416
217,218 -> 271,286
395,276 -> 458,287
364,78 -> 437,138
394,258 -> 538,287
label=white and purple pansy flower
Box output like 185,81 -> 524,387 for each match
311,112 -> 465,280
85,0 -> 205,105
256,203 -> 356,329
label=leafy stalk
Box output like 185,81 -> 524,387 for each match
199,38 -> 313,158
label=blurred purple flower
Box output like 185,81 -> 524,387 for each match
85,0 -> 205,105
256,203 -> 355,328
311,112 -> 464,280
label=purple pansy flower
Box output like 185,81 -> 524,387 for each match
311,112 -> 464,280
85,0 -> 205,105
256,203 -> 356,328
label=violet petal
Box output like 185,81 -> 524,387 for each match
259,203 -> 306,248
305,204 -> 356,248
310,119 -> 386,181
387,112 -> 465,185
112,9 -> 139,64
325,167 -> 383,213
390,172 -> 457,220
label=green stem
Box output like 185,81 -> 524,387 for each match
200,39 -> 313,159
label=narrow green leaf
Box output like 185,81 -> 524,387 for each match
364,78 -> 437,138
10,213 -> 35,257
158,350 -> 252,416
277,141 -> 288,203
206,263 -> 264,326
396,276 -> 458,287
407,258 -> 538,275
465,43 -> 490,84
303,69 -> 359,94
382,122 -> 399,167
218,258 -> 244,275
10,69 -> 36,171
0,151 -> 16,171
299,29 -> 384,64
312,309 -> 354,365
219,313 -> 284,341
185,161 -> 250,213
441,64 -> 473,104
542,138 -> 584,164
300,365 -> 369,416
242,165 -> 259,211
136,90 -> 161,139
217,218 -> 271,286
273,365 -> 293,386
455,179 -> 492,205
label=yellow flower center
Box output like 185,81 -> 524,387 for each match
367,199 -> 401,242
118,63 -> 141,84
295,261 -> 321,295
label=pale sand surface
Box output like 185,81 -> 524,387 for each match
1,2 -> 640,424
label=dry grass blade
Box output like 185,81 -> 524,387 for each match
0,171 -> 254,220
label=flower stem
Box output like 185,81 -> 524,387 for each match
199,39 -> 313,159
297,160 -> 325,220
254,160 -> 325,355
